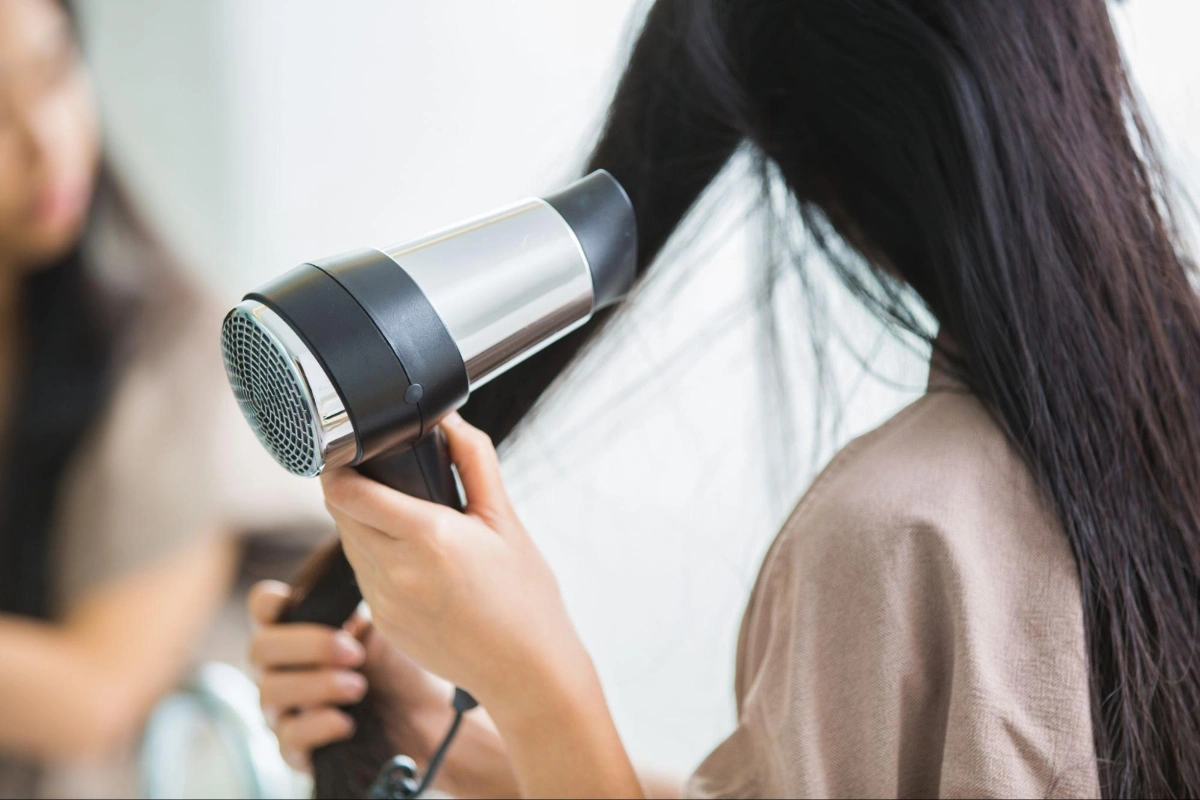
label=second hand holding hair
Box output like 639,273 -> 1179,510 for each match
250,582 -> 516,797
322,412 -> 643,799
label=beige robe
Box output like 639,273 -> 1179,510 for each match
688,365 -> 1100,799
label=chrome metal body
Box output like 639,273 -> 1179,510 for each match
222,190 -> 606,476
382,198 -> 594,388
222,302 -> 357,476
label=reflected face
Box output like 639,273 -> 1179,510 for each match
0,0 -> 99,274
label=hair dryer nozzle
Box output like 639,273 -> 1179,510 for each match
221,301 -> 358,477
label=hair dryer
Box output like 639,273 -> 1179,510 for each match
220,170 -> 635,796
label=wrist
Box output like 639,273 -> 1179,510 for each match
397,687 -> 520,799
436,710 -> 521,799
408,691 -> 456,764
482,644 -> 605,736
479,649 -> 642,798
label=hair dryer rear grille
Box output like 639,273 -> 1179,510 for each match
221,310 -> 318,476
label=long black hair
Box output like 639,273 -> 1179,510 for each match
322,1 -> 1200,796
471,1 -> 1200,797
0,163 -> 170,619
0,239 -> 109,618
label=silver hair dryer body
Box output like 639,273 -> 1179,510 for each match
219,170 -> 635,738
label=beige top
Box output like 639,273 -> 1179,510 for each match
688,364 -> 1100,799
49,292 -> 327,611
42,194 -> 329,609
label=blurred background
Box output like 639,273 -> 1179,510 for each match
1,0 -> 1196,797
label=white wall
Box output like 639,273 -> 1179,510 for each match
75,0 -> 241,278
76,0 -> 1198,777
1111,2 -> 1200,249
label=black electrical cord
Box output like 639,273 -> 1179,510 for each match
368,688 -> 478,799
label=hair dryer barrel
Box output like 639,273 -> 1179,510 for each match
220,170 -> 636,479
384,169 -> 635,388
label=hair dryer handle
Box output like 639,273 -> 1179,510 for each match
276,429 -> 473,800
356,428 -> 464,511
279,430 -> 461,626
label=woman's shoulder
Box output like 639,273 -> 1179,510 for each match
718,386 -> 1099,798
82,188 -> 224,393
97,279 -> 326,523
53,268 -> 328,604
784,385 -> 1065,570
95,268 -> 237,454
749,381 -> 1091,698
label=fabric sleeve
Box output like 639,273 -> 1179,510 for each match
689,501 -> 1097,799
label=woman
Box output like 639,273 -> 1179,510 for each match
0,0 -> 321,795
249,1 -> 1200,797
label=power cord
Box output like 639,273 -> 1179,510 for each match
368,688 -> 478,799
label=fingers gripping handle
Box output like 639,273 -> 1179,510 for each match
357,428 -> 464,511
280,430 -> 462,625
278,430 -> 476,800
355,430 -> 479,730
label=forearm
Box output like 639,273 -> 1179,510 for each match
638,767 -> 687,799
430,705 -> 520,799
433,697 -> 680,800
0,535 -> 236,760
484,660 -> 643,799
0,615 -> 142,758
324,416 -> 656,797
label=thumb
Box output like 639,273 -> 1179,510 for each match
248,580 -> 290,626
441,412 -> 513,523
